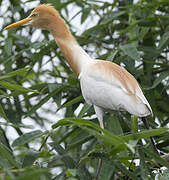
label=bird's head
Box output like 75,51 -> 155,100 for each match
4,4 -> 60,31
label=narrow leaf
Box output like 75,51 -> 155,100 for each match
22,149 -> 40,167
77,103 -> 92,118
158,31 -> 169,49
101,11 -> 126,25
81,7 -> 91,24
0,103 -> 8,121
49,142 -> 76,169
145,71 -> 169,90
115,161 -> 138,180
138,148 -> 152,179
98,160 -> 114,180
58,96 -> 83,111
4,38 -> 12,56
0,80 -> 38,93
143,147 -> 169,169
0,143 -> 19,168
107,49 -> 118,62
131,115 -> 138,133
52,118 -> 124,146
12,130 -> 45,147
15,168 -> 49,180
25,84 -> 68,117
0,67 -> 31,81
122,128 -> 168,141
106,114 -> 123,135
120,44 -> 141,61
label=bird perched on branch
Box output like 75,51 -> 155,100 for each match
4,4 -> 155,179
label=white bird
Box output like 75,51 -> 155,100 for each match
5,4 -> 152,129
4,4 -> 156,179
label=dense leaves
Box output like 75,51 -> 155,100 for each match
0,0 -> 169,179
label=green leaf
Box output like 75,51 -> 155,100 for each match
101,11 -> 126,25
22,149 -> 40,167
0,67 -> 31,81
49,141 -> 76,169
58,95 -> 83,111
120,44 -> 141,61
0,80 -> 38,93
15,168 -> 49,180
31,41 -> 47,49
4,38 -> 12,56
114,161 -> 138,180
139,27 -> 149,40
12,34 -> 31,45
122,128 -> 168,141
138,19 -> 156,27
68,129 -> 93,150
125,140 -> 138,154
156,169 -> 169,180
138,148 -> 152,180
0,142 -> 19,168
81,7 -> 91,24
145,71 -> 169,90
82,24 -> 104,36
131,115 -> 138,133
158,31 -> 169,50
106,114 -> 123,135
0,103 -> 8,121
52,118 -> 125,147
143,147 -> 169,169
12,130 -> 45,147
67,169 -> 77,177
25,84 -> 68,117
107,49 -> 118,62
77,103 -> 92,118
98,159 -> 114,180
0,157 -> 13,169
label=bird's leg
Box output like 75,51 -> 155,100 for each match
94,105 -> 104,129
142,117 -> 159,155
94,105 -> 104,180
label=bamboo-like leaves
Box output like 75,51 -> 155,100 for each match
0,80 -> 38,93
1,0 -> 169,179
158,31 -> 169,50
0,143 -> 19,168
12,130 -> 46,147
52,118 -> 123,146
120,44 -> 141,61
52,117 -> 168,150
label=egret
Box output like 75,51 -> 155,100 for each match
4,4 -> 157,179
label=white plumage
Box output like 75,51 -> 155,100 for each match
79,59 -> 152,128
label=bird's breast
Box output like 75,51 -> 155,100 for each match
79,69 -> 126,111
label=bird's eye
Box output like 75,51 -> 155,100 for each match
30,13 -> 38,18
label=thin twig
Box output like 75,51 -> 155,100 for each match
142,117 -> 159,155
39,130 -> 52,151
94,158 -> 102,180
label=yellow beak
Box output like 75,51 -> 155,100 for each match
4,17 -> 32,30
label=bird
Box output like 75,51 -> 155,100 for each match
4,4 -> 156,179
4,4 -> 153,128
4,4 -> 152,129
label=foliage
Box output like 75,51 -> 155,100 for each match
0,0 -> 169,179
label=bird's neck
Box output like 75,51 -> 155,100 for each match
50,17 -> 91,76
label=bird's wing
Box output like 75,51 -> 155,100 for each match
82,60 -> 152,114
86,60 -> 138,95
